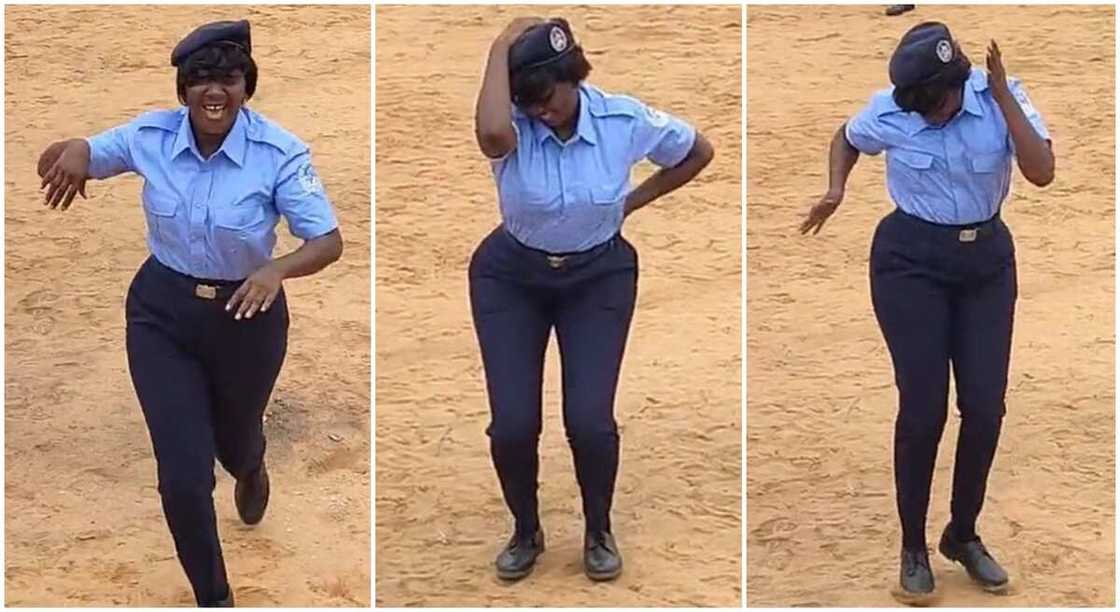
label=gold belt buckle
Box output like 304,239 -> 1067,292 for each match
958,228 -> 978,243
546,255 -> 566,269
194,284 -> 218,299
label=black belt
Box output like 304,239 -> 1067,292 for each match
502,228 -> 616,270
894,209 -> 1001,243
148,257 -> 243,301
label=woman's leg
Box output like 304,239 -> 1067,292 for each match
470,239 -> 552,538
125,269 -> 228,606
948,232 -> 1017,542
207,291 -> 289,485
870,226 -> 952,552
554,239 -> 638,535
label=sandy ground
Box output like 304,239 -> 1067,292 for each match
4,6 -> 370,606
747,5 -> 1114,607
376,5 -> 741,607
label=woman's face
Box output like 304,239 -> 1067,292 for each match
184,69 -> 247,138
923,86 -> 964,124
521,81 -> 580,130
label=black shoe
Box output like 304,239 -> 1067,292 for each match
893,548 -> 935,605
584,531 -> 623,581
938,525 -> 1009,592
235,463 -> 270,525
885,4 -> 916,16
201,587 -> 234,607
496,529 -> 544,581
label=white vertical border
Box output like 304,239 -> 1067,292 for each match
740,1 -> 748,607
370,3 -> 378,607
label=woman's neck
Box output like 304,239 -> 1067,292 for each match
550,97 -> 580,141
189,117 -> 232,159
194,132 -> 225,158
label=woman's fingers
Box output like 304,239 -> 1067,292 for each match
44,173 -> 65,208
259,289 -> 278,314
60,184 -> 79,211
235,285 -> 266,320
242,291 -> 264,319
227,281 -> 250,312
40,162 -> 59,191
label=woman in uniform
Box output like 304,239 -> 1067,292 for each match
472,17 -> 714,582
801,22 -> 1053,602
37,20 -> 343,607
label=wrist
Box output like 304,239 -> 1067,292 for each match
267,259 -> 291,280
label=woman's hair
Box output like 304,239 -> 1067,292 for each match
176,43 -> 258,104
510,47 -> 592,107
892,52 -> 971,115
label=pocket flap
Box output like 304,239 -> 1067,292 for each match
212,205 -> 266,230
589,185 -> 624,206
892,150 -> 934,170
143,195 -> 178,217
970,152 -> 1006,173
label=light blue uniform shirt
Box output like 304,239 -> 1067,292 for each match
492,83 -> 696,253
87,106 -> 339,280
845,68 -> 1050,225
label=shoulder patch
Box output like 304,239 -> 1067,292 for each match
1012,82 -> 1038,116
296,163 -> 324,195
132,109 -> 183,133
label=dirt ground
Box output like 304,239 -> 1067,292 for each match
375,5 -> 741,607
4,6 -> 370,606
747,5 -> 1114,607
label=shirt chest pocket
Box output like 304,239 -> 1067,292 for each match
212,202 -> 267,232
889,150 -> 937,193
510,184 -> 562,211
142,193 -> 182,248
968,151 -> 1007,174
209,196 -> 270,256
589,184 -> 625,207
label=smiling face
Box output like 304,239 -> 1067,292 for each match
184,69 -> 247,137
176,44 -> 257,144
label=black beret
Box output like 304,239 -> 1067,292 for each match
509,19 -> 576,74
170,20 -> 251,67
889,21 -> 960,89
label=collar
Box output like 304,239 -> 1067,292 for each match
172,107 -> 248,166
532,85 -> 597,146
896,71 -> 985,137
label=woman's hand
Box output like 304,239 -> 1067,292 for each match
477,18 -> 543,159
227,229 -> 343,320
800,189 -> 844,235
623,132 -> 714,218
39,139 -> 90,210
497,17 -> 544,47
986,40 -> 1012,104
226,262 -> 285,321
985,40 -> 1055,186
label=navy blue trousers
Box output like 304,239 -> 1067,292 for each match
125,256 -> 288,605
870,210 -> 1017,551
469,227 -> 638,537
